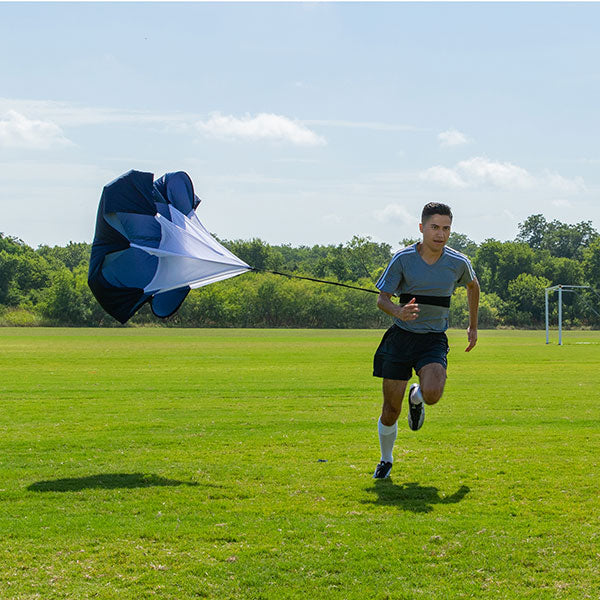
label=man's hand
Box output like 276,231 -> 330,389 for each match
376,292 -> 419,321
398,297 -> 419,321
465,326 -> 477,352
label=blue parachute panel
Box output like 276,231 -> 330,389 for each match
153,171 -> 200,217
102,248 -> 158,290
154,201 -> 171,220
109,213 -> 162,249
102,170 -> 156,216
151,287 -> 191,318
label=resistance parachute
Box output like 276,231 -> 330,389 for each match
88,170 -> 251,323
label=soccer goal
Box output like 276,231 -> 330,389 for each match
545,285 -> 594,345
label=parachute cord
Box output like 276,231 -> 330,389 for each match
249,268 -> 379,294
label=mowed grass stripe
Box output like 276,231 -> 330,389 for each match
0,328 -> 599,599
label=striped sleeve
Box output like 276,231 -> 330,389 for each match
446,247 -> 476,286
376,247 -> 412,293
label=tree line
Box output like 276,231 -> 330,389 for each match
1,213 -> 599,328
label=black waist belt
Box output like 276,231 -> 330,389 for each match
399,294 -> 451,308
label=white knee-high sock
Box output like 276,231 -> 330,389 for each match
378,417 -> 397,463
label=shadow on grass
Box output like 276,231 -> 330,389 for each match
27,472 -> 199,492
364,480 -> 470,513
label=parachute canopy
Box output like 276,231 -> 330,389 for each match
88,170 -> 251,323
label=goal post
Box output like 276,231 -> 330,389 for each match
545,285 -> 591,345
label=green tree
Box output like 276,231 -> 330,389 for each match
506,273 -> 551,326
516,214 -> 548,249
14,252 -> 52,293
38,266 -> 103,325
0,233 -> 30,255
582,238 -> 600,287
345,236 -> 392,281
37,242 -> 91,271
313,246 -> 353,282
533,252 -> 584,287
474,240 -> 535,299
447,232 -> 478,258
0,250 -> 20,305
38,269 -> 81,324
223,238 -> 283,272
0,235 -> 53,307
517,214 -> 598,259
449,287 -> 505,329
544,220 -> 597,259
399,237 -> 418,247
472,239 -> 502,294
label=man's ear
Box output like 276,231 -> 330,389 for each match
419,222 -> 423,233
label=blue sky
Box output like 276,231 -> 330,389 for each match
1,2 -> 599,250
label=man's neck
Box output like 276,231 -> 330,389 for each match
417,241 -> 444,264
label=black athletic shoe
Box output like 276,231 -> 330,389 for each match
407,383 -> 425,431
373,460 -> 393,479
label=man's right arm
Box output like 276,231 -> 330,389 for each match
377,292 -> 420,322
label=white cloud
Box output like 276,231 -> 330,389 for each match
0,99 -> 420,138
273,157 -> 318,164
0,110 -> 72,149
542,171 -> 586,194
195,112 -> 326,146
305,119 -> 421,132
552,199 -> 573,208
420,156 -> 585,194
420,165 -> 468,188
0,98 -> 426,146
374,203 -> 418,227
0,99 -> 330,148
456,156 -> 535,189
438,129 -> 471,147
0,98 -> 194,128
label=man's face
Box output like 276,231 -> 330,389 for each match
419,214 -> 452,250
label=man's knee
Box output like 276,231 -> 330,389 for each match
381,379 -> 407,424
421,384 -> 443,405
381,404 -> 401,425
418,364 -> 446,405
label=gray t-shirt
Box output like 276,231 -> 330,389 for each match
376,243 -> 476,333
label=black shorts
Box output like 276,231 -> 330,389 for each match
373,324 -> 449,381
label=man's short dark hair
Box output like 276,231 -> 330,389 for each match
421,203 -> 453,223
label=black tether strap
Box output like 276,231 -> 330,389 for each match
399,293 -> 451,307
250,269 -> 452,306
250,268 -> 379,294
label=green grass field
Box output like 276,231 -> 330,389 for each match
1,327 -> 599,599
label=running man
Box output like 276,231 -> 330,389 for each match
372,203 -> 480,479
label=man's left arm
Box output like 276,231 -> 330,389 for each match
465,277 -> 480,352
